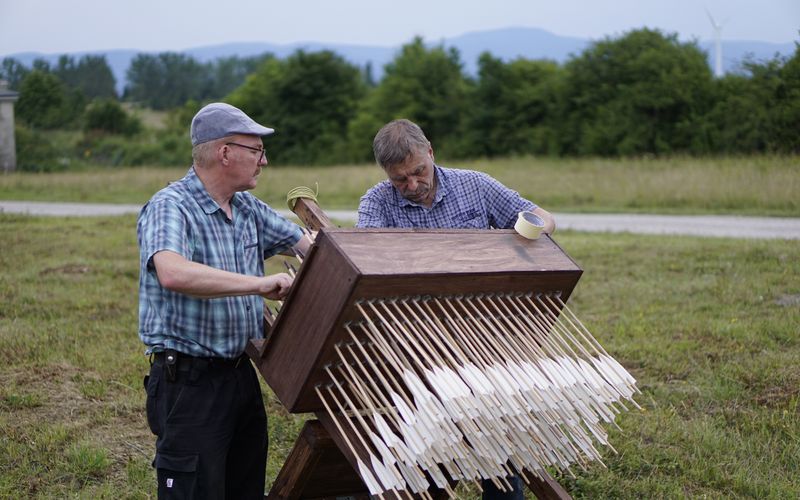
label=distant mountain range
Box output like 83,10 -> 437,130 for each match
5,27 -> 796,94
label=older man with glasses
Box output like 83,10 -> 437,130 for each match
137,102 -> 310,498
357,118 -> 555,499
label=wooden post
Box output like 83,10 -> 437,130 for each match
291,197 -> 335,231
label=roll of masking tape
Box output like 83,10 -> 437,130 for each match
514,211 -> 545,240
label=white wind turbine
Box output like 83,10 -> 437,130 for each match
706,9 -> 727,78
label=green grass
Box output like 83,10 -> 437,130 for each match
1,155 -> 798,216
0,213 -> 797,498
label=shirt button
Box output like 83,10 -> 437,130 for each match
246,305 -> 251,310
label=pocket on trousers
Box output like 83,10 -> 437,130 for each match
155,451 -> 198,500
145,372 -> 160,436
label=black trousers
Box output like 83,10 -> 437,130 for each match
144,354 -> 267,499
482,475 -> 525,500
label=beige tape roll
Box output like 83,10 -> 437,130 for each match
514,211 -> 545,240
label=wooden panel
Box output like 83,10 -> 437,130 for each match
254,234 -> 360,411
326,230 -> 580,276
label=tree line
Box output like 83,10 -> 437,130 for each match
3,28 -> 798,170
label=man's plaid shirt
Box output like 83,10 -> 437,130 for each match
356,165 -> 536,229
137,167 -> 302,358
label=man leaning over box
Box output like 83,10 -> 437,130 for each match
357,118 -> 555,500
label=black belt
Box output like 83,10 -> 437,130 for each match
152,350 -> 249,371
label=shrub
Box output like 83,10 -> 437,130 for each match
83,99 -> 142,136
80,131 -> 190,167
14,125 -> 69,172
16,71 -> 85,129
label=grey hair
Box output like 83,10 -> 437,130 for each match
372,119 -> 431,169
191,138 -> 225,167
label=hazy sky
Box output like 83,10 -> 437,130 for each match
1,0 -> 797,55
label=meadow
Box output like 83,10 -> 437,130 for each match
0,156 -> 799,498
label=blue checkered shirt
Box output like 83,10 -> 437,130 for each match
356,165 -> 536,229
137,167 -> 302,358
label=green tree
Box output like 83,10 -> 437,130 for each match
164,99 -> 203,135
228,50 -> 365,164
125,53 -> 210,109
699,46 -> 800,154
770,43 -> 800,152
14,124 -> 62,172
52,55 -> 117,98
209,54 -> 273,100
84,99 -> 141,135
462,53 -> 562,157
16,70 -> 83,128
0,58 -> 29,90
347,37 -> 469,160
559,28 -> 713,156
699,74 -> 771,153
31,58 -> 51,72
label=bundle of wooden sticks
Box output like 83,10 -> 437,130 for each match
250,204 -> 638,498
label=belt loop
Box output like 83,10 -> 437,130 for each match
164,349 -> 178,382
234,354 -> 245,369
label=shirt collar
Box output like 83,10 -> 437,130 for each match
394,164 -> 448,209
186,166 -> 250,217
186,167 -> 220,215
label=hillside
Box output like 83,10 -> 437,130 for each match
4,27 -> 795,94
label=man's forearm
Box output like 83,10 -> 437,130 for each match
153,250 -> 266,298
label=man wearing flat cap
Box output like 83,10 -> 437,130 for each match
137,102 -> 310,498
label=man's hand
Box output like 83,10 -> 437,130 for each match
153,251 -> 296,299
259,273 -> 294,300
533,207 -> 556,234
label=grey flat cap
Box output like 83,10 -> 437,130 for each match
190,102 -> 275,146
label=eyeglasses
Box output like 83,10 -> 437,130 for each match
226,142 -> 266,161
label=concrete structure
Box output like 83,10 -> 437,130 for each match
0,80 -> 20,172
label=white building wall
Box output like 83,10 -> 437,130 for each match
0,101 -> 17,172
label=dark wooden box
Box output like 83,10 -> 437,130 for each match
251,228 -> 582,413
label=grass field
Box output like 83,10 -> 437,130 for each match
1,155 -> 798,216
1,213 -> 798,498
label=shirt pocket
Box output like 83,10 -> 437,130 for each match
456,209 -> 485,229
243,240 -> 262,274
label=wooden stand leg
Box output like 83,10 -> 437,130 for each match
521,469 -> 572,500
267,420 -> 370,499
265,418 -> 569,499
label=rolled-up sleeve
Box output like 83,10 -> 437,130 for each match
254,201 -> 303,258
138,200 -> 191,270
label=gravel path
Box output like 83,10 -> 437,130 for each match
2,200 -> 799,240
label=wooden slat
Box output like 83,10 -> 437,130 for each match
292,197 -> 335,231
